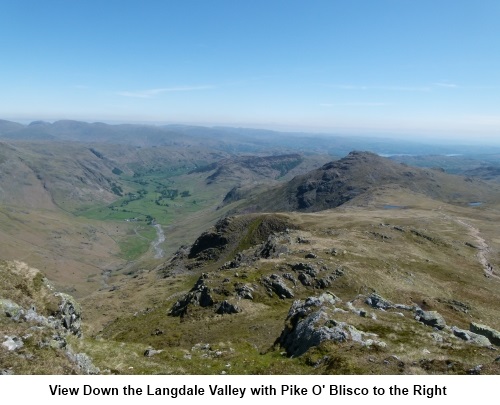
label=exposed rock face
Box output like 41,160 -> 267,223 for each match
0,299 -> 24,321
1,290 -> 82,337
298,272 -> 312,286
259,234 -> 291,258
445,300 -> 471,314
0,260 -> 97,374
235,284 -> 254,300
220,232 -> 292,270
158,245 -> 190,276
262,274 -> 294,299
188,229 -> 229,260
365,293 -> 393,310
470,323 -> 500,346
144,348 -> 163,357
452,326 -> 492,347
277,293 -> 385,357
291,262 -> 318,273
170,274 -> 214,317
216,300 -> 240,315
56,293 -> 82,337
290,263 -> 344,289
415,310 -> 446,330
183,215 -> 298,268
223,186 -> 244,204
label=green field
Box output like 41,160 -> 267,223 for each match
117,225 -> 157,261
75,168 -> 230,261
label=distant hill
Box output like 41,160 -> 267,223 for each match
192,154 -> 304,184
0,120 -> 188,146
241,151 -> 500,212
4,119 -> 500,157
0,140 -> 229,211
189,153 -> 336,207
0,119 -> 24,134
463,166 -> 500,181
0,120 -> 296,152
388,154 -> 485,174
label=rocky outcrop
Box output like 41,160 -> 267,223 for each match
415,309 -> 446,330
66,350 -> 100,375
290,263 -> 344,289
315,268 -> 344,289
235,284 -> 254,300
144,348 -> 163,357
55,293 -> 82,337
216,300 -> 240,315
259,234 -> 291,258
262,274 -> 294,299
188,228 -> 229,261
187,215 -> 296,263
298,272 -> 312,286
452,326 -> 492,347
365,293 -> 393,310
277,293 -> 385,357
157,245 -> 190,277
363,293 -> 415,313
0,299 -> 24,321
1,292 -> 82,337
291,262 -> 318,274
0,260 -> 97,374
170,274 -> 214,317
219,232 -> 292,270
470,323 -> 500,346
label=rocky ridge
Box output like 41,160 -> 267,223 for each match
242,151 -> 498,213
0,260 -> 98,374
143,207 -> 500,374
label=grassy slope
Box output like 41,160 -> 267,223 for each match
3,139 -> 500,374
1,139 -> 324,299
0,205 -> 132,297
0,141 -> 233,295
77,189 -> 500,374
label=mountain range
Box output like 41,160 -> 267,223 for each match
1,121 -> 500,375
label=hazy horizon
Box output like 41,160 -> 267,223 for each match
1,1 -> 499,144
2,116 -> 500,147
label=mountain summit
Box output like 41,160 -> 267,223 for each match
246,151 -> 495,212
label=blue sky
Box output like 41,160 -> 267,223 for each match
1,0 -> 499,141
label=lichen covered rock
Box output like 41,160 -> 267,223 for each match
277,293 -> 384,356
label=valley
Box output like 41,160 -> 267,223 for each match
1,120 -> 500,375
